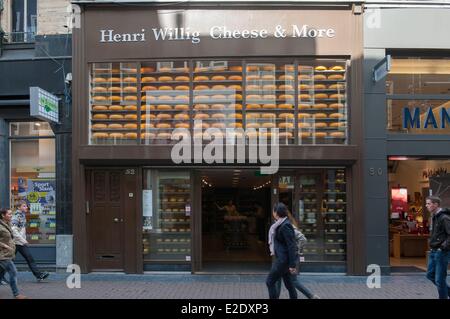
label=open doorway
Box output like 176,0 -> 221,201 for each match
200,169 -> 272,273
388,157 -> 450,272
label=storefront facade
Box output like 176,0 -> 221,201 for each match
72,2 -> 365,274
363,4 -> 450,273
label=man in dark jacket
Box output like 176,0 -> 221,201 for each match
266,202 -> 298,299
425,196 -> 450,299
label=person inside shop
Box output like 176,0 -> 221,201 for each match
0,208 -> 27,299
12,201 -> 49,282
425,196 -> 450,299
254,202 -> 266,243
266,202 -> 298,299
215,200 -> 239,216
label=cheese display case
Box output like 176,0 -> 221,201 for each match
90,62 -> 139,145
89,59 -> 348,145
143,171 -> 191,263
298,168 -> 347,262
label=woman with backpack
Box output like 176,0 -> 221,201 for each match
0,208 -> 27,299
278,211 -> 320,299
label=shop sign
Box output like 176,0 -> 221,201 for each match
403,107 -> 450,129
30,87 -> 59,123
99,24 -> 336,45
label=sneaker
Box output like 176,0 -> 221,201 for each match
37,272 -> 49,282
15,294 -> 28,299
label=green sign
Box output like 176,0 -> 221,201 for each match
30,87 -> 59,123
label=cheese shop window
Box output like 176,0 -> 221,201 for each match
10,122 -> 56,245
142,170 -> 192,265
90,62 -> 139,144
386,57 -> 450,94
89,59 -> 348,145
387,100 -> 450,134
297,168 -> 347,263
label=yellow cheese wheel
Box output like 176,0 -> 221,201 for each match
279,113 -> 294,119
246,123 -> 260,129
194,104 -> 209,110
298,104 -> 311,110
123,77 -> 137,83
92,133 -> 109,138
175,76 -> 189,81
278,84 -> 294,91
156,123 -> 172,129
156,113 -> 172,120
328,74 -> 344,80
278,75 -> 294,81
298,122 -> 311,128
314,122 -> 328,128
314,113 -> 327,119
298,84 -> 311,90
262,122 -> 276,128
174,113 -> 189,120
262,113 -> 276,119
262,65 -> 276,71
93,96 -> 107,102
158,76 -> 173,82
92,87 -> 107,93
314,93 -> 329,99
329,131 -> 345,138
141,123 -> 155,130
93,77 -> 107,83
314,74 -> 327,80
313,103 -> 328,110
298,75 -> 311,81
124,123 -> 137,129
109,87 -> 122,93
124,114 -> 137,120
247,85 -> 261,91
175,123 -> 190,129
175,85 -> 189,91
123,86 -> 137,93
247,95 -> 261,101
194,95 -> 209,102
229,113 -> 243,119
141,132 -> 156,139
263,84 -> 277,91
142,85 -> 157,91
141,114 -> 156,120
330,103 -> 345,109
159,85 -> 173,91
174,104 -> 189,111
314,84 -> 327,90
330,93 -> 345,99
109,77 -> 121,83
330,113 -> 345,119
157,133 -> 172,139
194,76 -> 209,81
92,105 -> 108,111
93,114 -> 108,119
109,133 -> 124,139
298,113 -> 312,119
278,104 -> 294,109
315,66 -> 327,71
124,96 -> 137,101
212,85 -> 227,90
329,84 -> 345,90
279,132 -> 294,139
279,122 -> 294,129
229,66 -> 243,72
212,113 -> 226,119
228,122 -> 243,128
158,95 -> 173,101
109,114 -> 124,120
175,95 -> 189,102
194,113 -> 209,120
142,77 -> 157,83
330,65 -> 344,71
211,104 -> 226,110
92,123 -> 107,130
314,132 -> 327,138
123,105 -> 137,111
299,132 -> 311,138
246,104 -> 261,110
279,94 -> 294,100
228,75 -> 242,81
212,123 -> 226,129
299,94 -> 311,101
141,66 -> 155,73
281,65 -> 295,72
141,105 -> 155,111
194,85 -> 209,91
262,75 -> 275,80
211,75 -> 226,81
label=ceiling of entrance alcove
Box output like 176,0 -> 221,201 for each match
201,169 -> 271,189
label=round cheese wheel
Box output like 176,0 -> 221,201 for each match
123,77 -> 137,83
93,114 -> 108,119
108,105 -> 123,111
262,113 -> 276,119
93,96 -> 107,102
298,84 -> 311,90
124,105 -> 137,111
279,113 -> 294,119
228,85 -> 242,91
156,123 -> 171,129
279,84 -> 294,91
92,105 -> 108,111
315,66 -> 327,71
141,132 -> 156,139
92,133 -> 109,138
246,104 -> 261,110
229,66 -> 242,72
109,114 -> 124,120
330,65 -> 344,71
109,77 -> 121,83
233,104 -> 243,110
262,122 -> 276,128
298,122 -> 311,128
246,123 -> 260,129
228,122 -> 243,128
194,113 -> 209,120
194,122 -> 210,129
92,123 -> 107,130
194,104 -> 209,110
109,133 -> 124,139
298,104 -> 311,110
263,84 -> 277,91
229,113 -> 243,119
329,84 -> 345,90
110,96 -> 122,102
175,113 -> 189,120
246,113 -> 261,119
123,86 -> 137,93
314,132 -> 327,138
124,114 -> 137,120
158,95 -> 173,101
298,75 -> 311,81
314,122 -> 328,128
314,113 -> 327,119
141,123 -> 155,130
212,123 -> 226,129
92,87 -> 107,93
314,84 -> 327,90
124,96 -> 137,101
279,122 -> 294,129
141,114 -> 156,120
279,94 -> 294,100
175,85 -> 189,91
313,103 -> 328,110
247,95 -> 261,101
157,133 -> 172,139
314,74 -> 327,80
228,75 -> 242,81
142,77 -> 157,83
212,94 -> 226,100
194,95 -> 209,102
194,85 -> 209,91
330,122 -> 347,128
262,65 -> 276,71
175,95 -> 189,102
299,94 -> 311,100
279,132 -> 293,139
278,75 -> 294,81
298,113 -> 312,119
159,85 -> 173,91
299,132 -> 311,138
142,86 -> 157,92
212,113 -> 226,119
157,113 -> 172,120
262,75 -> 275,80
279,104 -> 293,109
175,123 -> 190,129
314,93 -> 329,99
330,131 -> 345,138
247,75 -> 260,81
211,104 -> 225,110
262,95 -> 276,100
141,67 -> 155,73
158,76 -> 173,82
246,85 -> 260,91
211,75 -> 226,81
174,104 -> 189,111
194,76 -> 209,81
246,65 -> 259,71
175,76 -> 189,81
124,123 -> 137,129
330,93 -> 345,99
330,103 -> 345,109
229,94 -> 243,100
281,65 -> 295,72
124,132 -> 137,139
108,87 -> 122,93
212,85 -> 227,90
93,77 -> 107,83
262,104 -> 276,109
328,74 -> 344,80
141,105 -> 155,111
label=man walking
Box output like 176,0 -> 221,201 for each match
12,201 -> 49,282
425,196 -> 450,299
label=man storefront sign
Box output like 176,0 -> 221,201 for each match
403,106 -> 450,129
30,87 -> 59,123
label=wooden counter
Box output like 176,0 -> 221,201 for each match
393,233 -> 429,258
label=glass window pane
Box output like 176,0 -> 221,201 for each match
141,61 -> 190,144
10,122 -> 54,137
10,138 -> 56,245
12,0 -> 24,33
387,100 -> 450,134
143,170 -> 191,264
90,62 -> 139,145
387,57 -> 450,95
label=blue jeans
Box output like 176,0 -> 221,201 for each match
266,260 -> 297,299
426,250 -> 449,299
0,260 -> 20,297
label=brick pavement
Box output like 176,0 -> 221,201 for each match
0,272 -> 445,299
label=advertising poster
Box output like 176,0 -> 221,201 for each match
391,187 -> 408,218
143,190 -> 153,230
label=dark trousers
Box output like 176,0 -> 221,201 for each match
266,260 -> 297,299
15,245 -> 41,278
275,262 -> 315,299
426,250 -> 449,299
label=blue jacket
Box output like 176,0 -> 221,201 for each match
274,219 -> 298,268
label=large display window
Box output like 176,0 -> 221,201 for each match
9,122 -> 56,245
89,59 -> 348,146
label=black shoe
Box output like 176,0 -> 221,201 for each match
37,272 -> 49,282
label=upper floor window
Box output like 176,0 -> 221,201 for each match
11,0 -> 37,43
386,56 -> 450,134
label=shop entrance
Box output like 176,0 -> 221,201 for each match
388,158 -> 450,272
86,168 -> 138,272
200,169 -> 273,272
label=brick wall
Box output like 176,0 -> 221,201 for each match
37,0 -> 72,35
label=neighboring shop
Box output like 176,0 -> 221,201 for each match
72,2 -> 365,274
363,4 -> 450,273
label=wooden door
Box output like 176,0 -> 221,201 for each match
87,169 -> 137,271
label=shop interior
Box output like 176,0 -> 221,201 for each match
388,158 -> 450,271
201,169 -> 273,272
